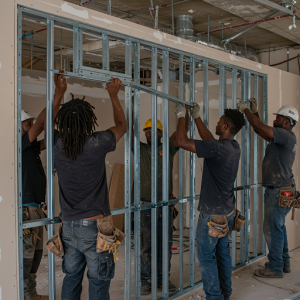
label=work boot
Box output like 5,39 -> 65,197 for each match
254,267 -> 283,278
158,281 -> 176,292
141,284 -> 151,295
25,295 -> 49,300
265,261 -> 291,273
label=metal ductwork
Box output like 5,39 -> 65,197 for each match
175,15 -> 259,62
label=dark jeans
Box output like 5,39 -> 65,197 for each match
196,212 -> 235,300
264,187 -> 293,274
140,204 -> 173,285
61,220 -> 115,300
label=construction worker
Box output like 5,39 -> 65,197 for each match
53,78 -> 126,300
22,73 -> 67,300
175,103 -> 246,300
132,109 -> 190,295
237,99 -> 298,278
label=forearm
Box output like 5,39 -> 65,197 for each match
177,117 -> 189,145
53,90 -> 64,117
194,117 -> 214,140
110,95 -> 126,128
244,109 -> 261,130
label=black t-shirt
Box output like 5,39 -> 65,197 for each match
262,127 -> 296,187
53,129 -> 116,221
195,139 -> 240,215
22,132 -> 46,204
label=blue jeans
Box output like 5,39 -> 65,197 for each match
61,220 -> 115,300
264,187 -> 292,274
196,212 -> 235,300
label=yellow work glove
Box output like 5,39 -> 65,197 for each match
236,101 -> 248,113
190,103 -> 200,119
175,103 -> 186,120
249,98 -> 258,113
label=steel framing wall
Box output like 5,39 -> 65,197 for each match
17,6 -> 268,300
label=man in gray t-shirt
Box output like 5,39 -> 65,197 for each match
237,100 -> 298,278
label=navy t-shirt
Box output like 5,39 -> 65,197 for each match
262,127 -> 296,187
53,129 -> 116,221
22,132 -> 46,204
195,139 -> 240,215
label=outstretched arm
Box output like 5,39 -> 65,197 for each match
107,78 -> 127,143
237,101 -> 273,142
29,73 -> 67,141
175,104 -> 196,153
171,107 -> 190,148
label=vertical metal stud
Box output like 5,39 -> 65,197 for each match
60,28 -> 63,70
162,49 -> 170,298
46,18 -> 56,300
262,77 -> 268,255
17,7 -> 24,300
189,57 -> 196,287
133,41 -> 141,299
240,70 -> 246,264
73,26 -> 79,73
151,46 -> 158,300
231,68 -> 237,267
124,39 -> 132,300
102,33 -> 109,71
203,60 -> 209,128
179,54 -> 184,292
219,66 -> 225,118
253,74 -> 258,258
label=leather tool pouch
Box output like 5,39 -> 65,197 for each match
96,217 -> 126,261
46,224 -> 64,257
279,185 -> 295,208
232,209 -> 245,232
208,215 -> 229,238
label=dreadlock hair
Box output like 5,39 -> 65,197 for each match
223,108 -> 246,135
55,94 -> 98,161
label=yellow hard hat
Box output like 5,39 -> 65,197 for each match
143,119 -> 163,131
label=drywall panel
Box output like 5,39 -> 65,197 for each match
0,2 -> 18,300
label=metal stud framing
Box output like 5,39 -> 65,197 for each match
17,7 -> 269,300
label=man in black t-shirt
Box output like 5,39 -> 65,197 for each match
175,103 -> 245,300
22,73 -> 67,300
54,78 -> 126,300
237,100 -> 298,278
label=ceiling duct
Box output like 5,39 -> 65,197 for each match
175,15 -> 259,62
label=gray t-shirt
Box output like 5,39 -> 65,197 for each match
262,127 -> 296,187
195,139 -> 241,215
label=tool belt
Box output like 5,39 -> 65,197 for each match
232,209 -> 245,232
208,210 -> 235,238
96,217 -> 126,262
46,224 -> 64,257
278,185 -> 300,220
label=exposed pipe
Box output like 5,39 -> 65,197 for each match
222,10 -> 279,45
22,28 -> 47,39
270,54 -> 299,67
121,0 -> 192,19
201,11 -> 300,35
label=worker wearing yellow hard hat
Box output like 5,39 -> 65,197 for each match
132,111 -> 190,295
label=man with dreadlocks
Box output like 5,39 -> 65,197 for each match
175,103 -> 246,300
22,73 -> 67,300
237,99 -> 298,279
53,78 -> 126,300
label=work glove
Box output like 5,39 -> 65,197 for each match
236,101 -> 248,113
249,98 -> 258,113
190,103 -> 200,119
175,103 -> 186,120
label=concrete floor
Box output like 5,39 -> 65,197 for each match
36,237 -> 300,300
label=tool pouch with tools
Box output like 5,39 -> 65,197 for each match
46,224 -> 64,257
232,209 -> 245,232
208,215 -> 229,238
279,185 -> 295,208
96,217 -> 126,262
